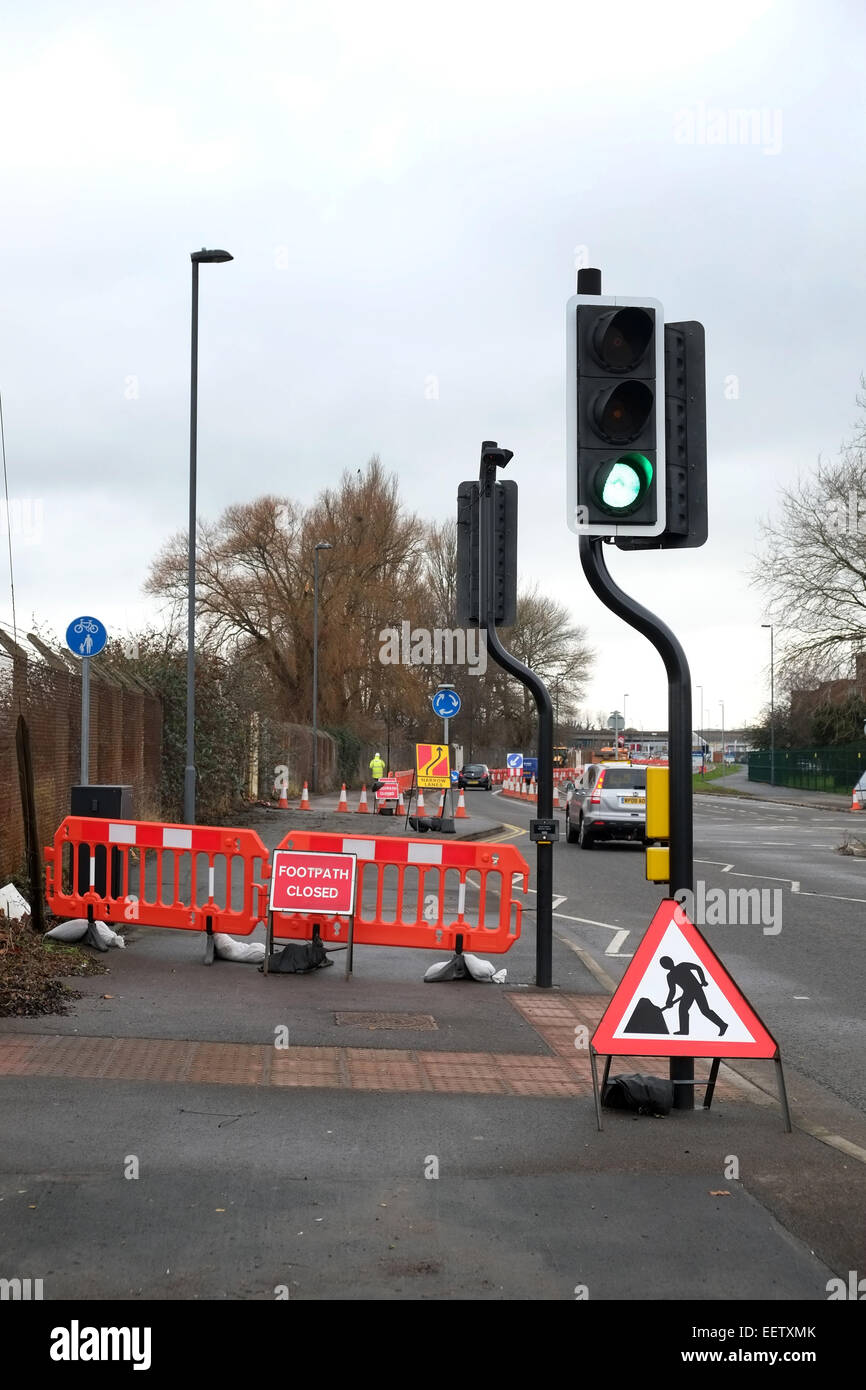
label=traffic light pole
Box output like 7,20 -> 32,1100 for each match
479,446 -> 554,989
579,535 -> 695,1109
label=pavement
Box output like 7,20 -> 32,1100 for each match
698,769 -> 854,813
0,789 -> 862,1304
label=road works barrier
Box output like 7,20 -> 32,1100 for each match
45,817 -> 528,963
272,828 -> 527,954
44,817 -> 270,963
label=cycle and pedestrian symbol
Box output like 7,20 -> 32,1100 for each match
65,615 -> 107,658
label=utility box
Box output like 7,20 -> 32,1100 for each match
70,785 -> 134,899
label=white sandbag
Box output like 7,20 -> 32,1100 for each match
44,919 -> 89,943
462,952 -> 505,982
89,921 -> 126,949
0,883 -> 31,923
213,933 -> 266,964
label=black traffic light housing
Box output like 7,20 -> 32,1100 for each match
567,295 -> 665,539
616,320 -> 707,551
456,474 -> 518,627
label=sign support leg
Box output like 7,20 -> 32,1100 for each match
590,1049 -> 604,1131
774,1052 -> 793,1133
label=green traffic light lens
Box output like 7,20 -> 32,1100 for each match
596,452 -> 653,514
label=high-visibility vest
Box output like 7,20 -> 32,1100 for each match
370,757 -> 385,777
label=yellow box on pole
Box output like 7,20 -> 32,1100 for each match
646,766 -> 669,839
646,845 -> 670,883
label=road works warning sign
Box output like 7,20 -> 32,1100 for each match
592,899 -> 778,1058
415,742 -> 450,788
269,850 -> 357,915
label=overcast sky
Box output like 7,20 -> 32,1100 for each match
2,0 -> 864,734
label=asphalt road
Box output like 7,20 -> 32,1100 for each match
474,787 -> 866,1131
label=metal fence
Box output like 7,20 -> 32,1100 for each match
748,745 -> 866,795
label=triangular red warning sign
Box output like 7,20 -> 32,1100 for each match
592,899 -> 778,1058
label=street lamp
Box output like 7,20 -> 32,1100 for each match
311,541 -> 332,793
184,247 -> 233,825
762,624 -> 774,785
697,683 -> 704,774
719,699 -> 725,766
623,693 -> 629,759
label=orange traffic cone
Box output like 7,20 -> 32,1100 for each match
336,783 -> 349,812
438,789 -> 448,816
455,788 -> 468,819
553,784 -> 560,809
356,785 -> 370,813
852,789 -> 862,812
299,781 -> 311,810
274,776 -> 288,810
417,788 -> 425,813
398,787 -> 405,814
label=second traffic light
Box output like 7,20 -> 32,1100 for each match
567,295 -> 665,538
456,476 -> 518,627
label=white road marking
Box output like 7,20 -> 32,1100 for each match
605,929 -> 632,958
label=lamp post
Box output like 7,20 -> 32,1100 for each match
697,683 -> 704,774
762,624 -> 774,785
719,699 -> 725,766
311,541 -> 332,793
623,692 -> 629,759
184,247 -> 233,826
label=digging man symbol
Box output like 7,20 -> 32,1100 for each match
659,956 -> 728,1037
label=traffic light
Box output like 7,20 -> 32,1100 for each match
616,320 -> 707,551
567,295 -> 664,538
456,477 -> 518,626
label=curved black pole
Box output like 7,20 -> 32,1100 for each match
480,452 -> 554,987
579,534 -> 695,1108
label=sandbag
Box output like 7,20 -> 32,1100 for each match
602,1073 -> 673,1115
44,920 -> 89,943
44,919 -> 125,950
213,934 -> 266,964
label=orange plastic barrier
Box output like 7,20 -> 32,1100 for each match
271,829 -> 528,954
44,817 -> 270,956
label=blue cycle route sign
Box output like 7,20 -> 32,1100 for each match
66,616 -> 107,658
431,688 -> 461,719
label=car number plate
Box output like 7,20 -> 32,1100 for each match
622,796 -> 645,805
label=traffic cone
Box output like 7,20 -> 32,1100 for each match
417,788 -> 425,813
438,789 -> 447,816
299,781 -> 311,810
336,783 -> 349,812
852,789 -> 863,812
553,784 -> 560,809
274,776 -> 288,810
356,785 -> 370,813
398,787 -> 405,814
530,776 -> 537,799
455,788 -> 469,819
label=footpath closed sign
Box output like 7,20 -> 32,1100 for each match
376,776 -> 400,801
269,850 -> 357,915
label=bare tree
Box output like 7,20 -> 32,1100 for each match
753,388 -> 866,678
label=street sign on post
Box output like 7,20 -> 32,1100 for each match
506,753 -> 523,770
431,688 -> 461,719
65,616 -> 107,659
415,743 -> 451,788
66,616 -> 108,785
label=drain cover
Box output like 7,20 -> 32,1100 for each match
334,1011 -> 438,1031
